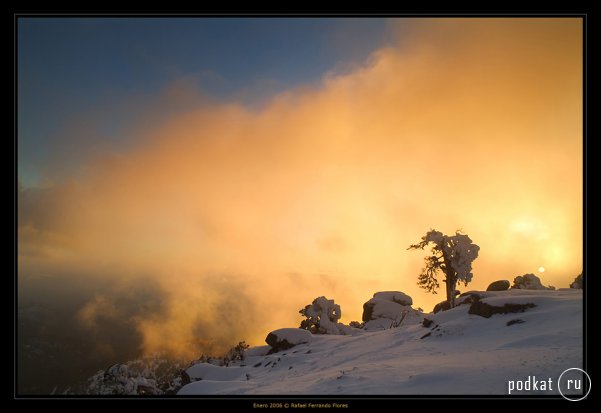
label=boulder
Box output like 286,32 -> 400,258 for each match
372,291 -> 413,306
265,328 -> 312,353
362,291 -> 413,322
367,300 -> 406,320
361,291 -> 422,331
486,280 -> 510,291
362,302 -> 375,322
432,300 -> 451,314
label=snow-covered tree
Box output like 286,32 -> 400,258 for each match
408,229 -> 480,308
223,341 -> 250,366
85,356 -> 188,395
299,296 -> 348,334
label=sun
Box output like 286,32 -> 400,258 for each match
538,266 -> 545,273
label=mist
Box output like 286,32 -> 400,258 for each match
18,18 -> 582,393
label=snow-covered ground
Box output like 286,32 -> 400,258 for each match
179,289 -> 583,395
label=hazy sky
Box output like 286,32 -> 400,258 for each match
18,18 -> 583,361
18,18 -> 388,186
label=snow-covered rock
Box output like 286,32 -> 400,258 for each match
368,299 -> 408,320
511,274 -> 553,290
265,328 -> 313,352
362,291 -> 412,321
372,291 -> 413,306
245,345 -> 271,357
186,363 -> 248,382
362,291 -> 422,331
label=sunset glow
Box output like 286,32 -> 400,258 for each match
18,18 -> 583,365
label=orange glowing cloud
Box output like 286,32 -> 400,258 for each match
19,18 -> 582,357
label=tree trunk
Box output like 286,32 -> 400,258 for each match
449,278 -> 457,308
443,257 -> 456,308
445,276 -> 457,308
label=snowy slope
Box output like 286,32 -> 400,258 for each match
179,289 -> 583,395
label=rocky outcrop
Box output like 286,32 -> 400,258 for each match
361,291 -> 421,330
468,300 -> 536,318
570,273 -> 582,289
511,274 -> 553,290
362,291 -> 412,321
